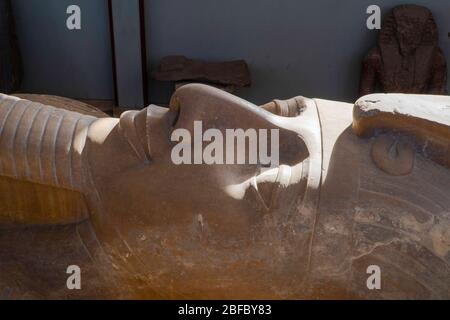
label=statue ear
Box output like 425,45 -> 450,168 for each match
119,109 -> 151,163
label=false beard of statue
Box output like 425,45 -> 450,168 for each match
0,0 -> 22,94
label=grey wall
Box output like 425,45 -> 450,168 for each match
145,0 -> 450,105
12,0 -> 114,100
110,0 -> 147,108
8,0 -> 450,105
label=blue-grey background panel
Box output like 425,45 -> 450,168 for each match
12,0 -> 114,100
145,0 -> 450,105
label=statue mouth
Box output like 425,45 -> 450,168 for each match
252,162 -> 304,214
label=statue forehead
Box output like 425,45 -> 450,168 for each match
378,5 -> 438,46
393,5 -> 430,23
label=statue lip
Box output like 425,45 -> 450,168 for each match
253,164 -> 293,212
270,165 -> 293,210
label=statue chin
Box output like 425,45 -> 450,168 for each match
0,84 -> 449,299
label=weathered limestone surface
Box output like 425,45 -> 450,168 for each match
13,94 -> 109,118
354,94 -> 450,170
0,85 -> 448,299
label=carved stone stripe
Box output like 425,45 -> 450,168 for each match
0,94 -> 97,191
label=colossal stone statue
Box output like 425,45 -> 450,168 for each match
360,4 -> 447,96
0,84 -> 448,299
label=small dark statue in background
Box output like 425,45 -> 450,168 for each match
360,5 -> 447,96
0,0 -> 22,94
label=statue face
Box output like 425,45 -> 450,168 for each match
91,85 -> 316,297
394,12 -> 427,55
105,85 -> 311,236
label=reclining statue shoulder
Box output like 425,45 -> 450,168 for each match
0,84 -> 449,299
